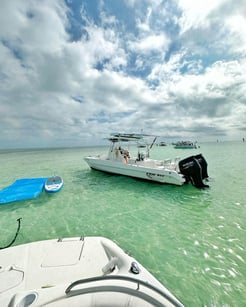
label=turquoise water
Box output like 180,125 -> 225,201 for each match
0,142 -> 245,306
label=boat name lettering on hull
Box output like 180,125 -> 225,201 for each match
146,172 -> 165,179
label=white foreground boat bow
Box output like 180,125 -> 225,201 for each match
0,236 -> 184,307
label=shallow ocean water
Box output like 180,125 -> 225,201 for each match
0,141 -> 245,306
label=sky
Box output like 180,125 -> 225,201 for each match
0,0 -> 246,149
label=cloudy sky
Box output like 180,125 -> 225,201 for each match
1,0 -> 246,148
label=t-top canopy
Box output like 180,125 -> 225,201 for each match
107,133 -> 153,142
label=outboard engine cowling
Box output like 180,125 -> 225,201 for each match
194,153 -> 208,179
179,154 -> 209,188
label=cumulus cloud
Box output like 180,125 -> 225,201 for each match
128,34 -> 170,55
0,0 -> 245,148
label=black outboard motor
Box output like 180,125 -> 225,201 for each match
194,153 -> 208,179
179,154 -> 209,188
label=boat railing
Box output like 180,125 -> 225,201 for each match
65,275 -> 183,307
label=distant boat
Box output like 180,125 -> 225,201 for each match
137,142 -> 146,148
158,141 -> 167,146
44,176 -> 64,193
173,141 -> 197,149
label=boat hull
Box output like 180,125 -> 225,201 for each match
84,157 -> 185,186
0,236 -> 184,307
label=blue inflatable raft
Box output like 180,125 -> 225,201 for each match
0,178 -> 47,205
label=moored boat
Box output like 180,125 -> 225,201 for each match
44,175 -> 64,193
158,141 -> 167,146
0,236 -> 184,307
173,141 -> 197,149
84,133 -> 209,188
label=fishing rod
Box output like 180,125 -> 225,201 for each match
150,136 -> 157,149
0,218 -> 22,249
146,136 -> 157,157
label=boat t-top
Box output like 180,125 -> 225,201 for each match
84,133 -> 209,188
